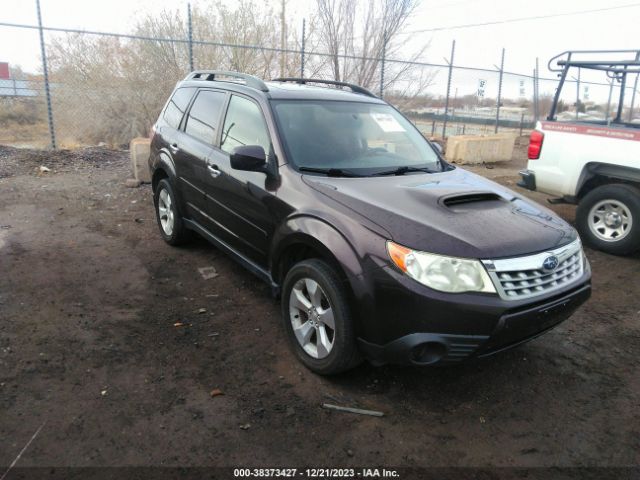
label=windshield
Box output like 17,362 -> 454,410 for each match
271,100 -> 444,176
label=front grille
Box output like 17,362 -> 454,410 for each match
495,252 -> 582,298
483,239 -> 584,301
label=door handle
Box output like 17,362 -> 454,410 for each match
207,164 -> 221,178
169,143 -> 179,153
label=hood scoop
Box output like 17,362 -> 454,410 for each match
441,192 -> 505,210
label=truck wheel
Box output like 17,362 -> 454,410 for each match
576,184 -> 640,256
154,178 -> 191,246
281,259 -> 361,375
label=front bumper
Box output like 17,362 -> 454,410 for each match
355,263 -> 591,366
517,169 -> 537,191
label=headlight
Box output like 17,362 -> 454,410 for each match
387,241 -> 496,294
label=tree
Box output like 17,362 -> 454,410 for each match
313,0 -> 432,97
43,0 -> 434,145
45,0 -> 283,144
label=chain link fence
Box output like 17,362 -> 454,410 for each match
1,3 -> 639,149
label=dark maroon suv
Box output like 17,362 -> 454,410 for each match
149,71 -> 591,374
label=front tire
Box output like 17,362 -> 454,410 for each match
576,183 -> 640,256
281,259 -> 360,375
154,178 -> 191,246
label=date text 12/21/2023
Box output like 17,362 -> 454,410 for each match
233,468 -> 400,478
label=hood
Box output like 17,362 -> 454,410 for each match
302,168 -> 577,259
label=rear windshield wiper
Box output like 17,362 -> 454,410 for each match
370,165 -> 436,176
298,167 -> 364,178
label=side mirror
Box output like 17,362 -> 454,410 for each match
230,145 -> 267,172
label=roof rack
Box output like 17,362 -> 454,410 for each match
184,70 -> 269,92
271,77 -> 377,98
547,49 -> 640,123
549,49 -> 640,75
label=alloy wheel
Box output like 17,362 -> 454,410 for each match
158,188 -> 175,236
288,278 -> 336,359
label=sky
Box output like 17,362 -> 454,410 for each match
1,0 -> 639,102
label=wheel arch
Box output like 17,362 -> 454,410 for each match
151,150 -> 177,193
273,233 -> 353,288
577,163 -> 640,199
270,217 -> 365,299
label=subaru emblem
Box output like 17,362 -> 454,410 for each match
542,255 -> 559,271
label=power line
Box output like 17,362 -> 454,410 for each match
0,19 -> 634,87
427,0 -> 477,11
401,2 -> 640,34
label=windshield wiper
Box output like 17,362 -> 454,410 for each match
370,165 -> 436,176
298,167 -> 363,178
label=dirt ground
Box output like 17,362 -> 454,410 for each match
0,142 -> 639,477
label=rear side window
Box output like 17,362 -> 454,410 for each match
220,95 -> 270,154
184,90 -> 227,145
163,87 -> 195,129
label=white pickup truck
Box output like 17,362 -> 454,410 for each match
519,50 -> 640,255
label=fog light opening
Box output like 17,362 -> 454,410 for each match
411,342 -> 447,364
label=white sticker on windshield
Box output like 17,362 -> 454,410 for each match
371,113 -> 405,132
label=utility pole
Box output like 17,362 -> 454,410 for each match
442,40 -> 456,138
280,0 -> 286,77
495,47 -> 505,134
300,18 -> 306,78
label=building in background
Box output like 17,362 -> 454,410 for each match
0,62 -> 39,97
0,62 -> 10,79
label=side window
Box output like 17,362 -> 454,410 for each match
220,95 -> 270,154
184,90 -> 226,145
163,87 -> 195,129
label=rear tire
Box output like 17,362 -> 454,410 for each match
576,183 -> 640,256
281,259 -> 361,375
154,178 -> 191,246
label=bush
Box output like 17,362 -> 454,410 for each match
0,98 -> 43,126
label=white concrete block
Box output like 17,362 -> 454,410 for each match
130,138 -> 151,183
445,134 -> 516,165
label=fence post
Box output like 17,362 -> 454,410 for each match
187,3 -> 194,71
575,68 -> 581,120
280,0 -> 286,77
36,0 -> 56,150
379,31 -> 387,98
535,57 -> 540,122
519,112 -> 524,136
442,40 -> 455,138
532,67 -> 538,123
495,48 -> 505,134
628,73 -> 639,122
300,19 -> 306,78
605,79 -> 614,123
616,68 -> 628,122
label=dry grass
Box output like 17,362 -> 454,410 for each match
0,122 -> 51,149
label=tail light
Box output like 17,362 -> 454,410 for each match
528,130 -> 544,159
